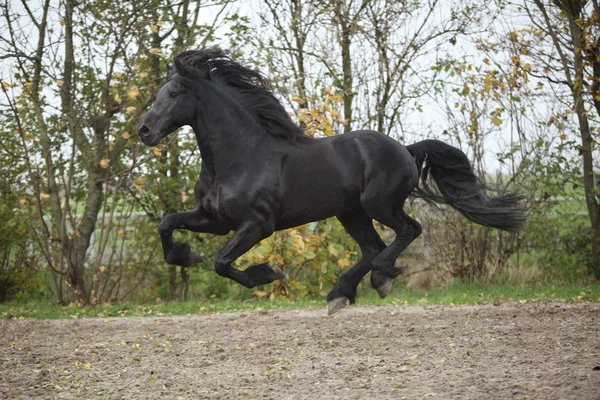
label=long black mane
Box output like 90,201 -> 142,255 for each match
172,49 -> 306,142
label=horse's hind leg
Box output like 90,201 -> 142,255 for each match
367,209 -> 422,299
159,208 -> 230,267
327,210 -> 386,315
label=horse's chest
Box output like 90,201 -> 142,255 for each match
200,184 -> 239,225
201,185 -> 221,215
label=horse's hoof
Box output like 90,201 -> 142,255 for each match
189,250 -> 203,265
270,265 -> 286,280
375,278 -> 393,299
327,297 -> 347,315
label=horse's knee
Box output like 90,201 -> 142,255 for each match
413,221 -> 422,237
158,216 -> 173,236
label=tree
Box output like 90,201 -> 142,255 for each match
1,0 -> 170,302
137,1 -> 244,300
520,0 -> 600,277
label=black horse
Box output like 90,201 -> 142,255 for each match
137,50 -> 526,314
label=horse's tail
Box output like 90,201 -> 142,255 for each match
406,139 -> 527,232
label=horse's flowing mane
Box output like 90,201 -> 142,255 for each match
172,49 -> 306,142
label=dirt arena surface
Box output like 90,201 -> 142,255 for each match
1,302 -> 599,399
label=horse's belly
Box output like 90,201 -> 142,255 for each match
274,189 -> 359,230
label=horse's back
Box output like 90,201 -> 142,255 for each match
274,130 -> 417,229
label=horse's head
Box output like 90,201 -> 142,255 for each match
137,49 -> 305,146
136,72 -> 197,147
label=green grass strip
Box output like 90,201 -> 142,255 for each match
1,282 -> 598,320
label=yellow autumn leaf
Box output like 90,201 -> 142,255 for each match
99,265 -> 107,272
127,86 -> 139,99
122,132 -> 131,140
140,71 -> 148,78
126,106 -> 136,114
491,116 -> 502,126
328,243 -> 342,257
39,192 -> 50,200
337,258 -> 351,268
74,361 -> 92,370
293,234 -> 305,251
153,148 -> 162,156
134,177 -> 146,186
99,159 -> 110,168
291,94 -> 305,104
469,122 -> 478,135
117,230 -> 124,238
150,25 -> 159,33
181,191 -> 190,203
560,134 -> 567,141
330,94 -> 344,103
156,20 -> 165,27
1,81 -> 10,92
56,79 -> 64,86
484,75 -> 492,93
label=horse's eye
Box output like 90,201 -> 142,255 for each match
170,92 -> 177,98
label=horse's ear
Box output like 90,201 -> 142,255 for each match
165,60 -> 174,79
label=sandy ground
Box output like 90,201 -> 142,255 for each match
1,302 -> 599,399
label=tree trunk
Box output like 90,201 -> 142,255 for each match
332,0 -> 354,133
168,265 -> 178,301
566,9 -> 600,278
291,0 -> 309,109
534,0 -> 600,278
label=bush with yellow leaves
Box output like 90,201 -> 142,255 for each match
238,219 -> 358,299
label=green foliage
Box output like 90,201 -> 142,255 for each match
0,196 -> 43,302
559,226 -> 595,277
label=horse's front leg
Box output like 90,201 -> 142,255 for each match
214,223 -> 285,288
158,208 -> 230,267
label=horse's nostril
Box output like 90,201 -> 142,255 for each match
138,124 -> 150,136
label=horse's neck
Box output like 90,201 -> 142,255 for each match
191,84 -> 273,180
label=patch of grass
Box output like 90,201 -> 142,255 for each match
1,281 -> 598,320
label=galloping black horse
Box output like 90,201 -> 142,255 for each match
137,50 -> 526,314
